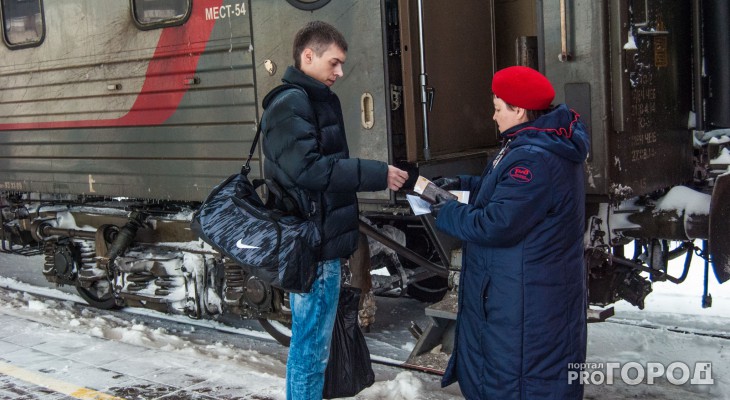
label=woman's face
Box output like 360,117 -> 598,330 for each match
493,96 -> 528,132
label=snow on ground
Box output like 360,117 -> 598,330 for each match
586,322 -> 727,399
0,281 -> 462,400
587,248 -> 730,399
0,251 -> 462,400
0,245 -> 728,399
0,284 -> 290,398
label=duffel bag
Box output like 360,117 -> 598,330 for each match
191,166 -> 321,293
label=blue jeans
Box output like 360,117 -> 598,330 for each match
286,259 -> 341,400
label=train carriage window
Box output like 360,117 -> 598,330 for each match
1,0 -> 44,49
286,0 -> 331,11
131,0 -> 191,30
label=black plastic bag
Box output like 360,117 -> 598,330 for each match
323,287 -> 375,399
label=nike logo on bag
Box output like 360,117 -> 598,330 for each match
236,239 -> 260,249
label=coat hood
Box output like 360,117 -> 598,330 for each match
501,104 -> 590,163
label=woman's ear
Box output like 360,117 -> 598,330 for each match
515,106 -> 529,122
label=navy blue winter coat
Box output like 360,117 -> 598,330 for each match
261,66 -> 388,261
435,105 -> 589,399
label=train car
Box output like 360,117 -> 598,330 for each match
1,0 -> 729,368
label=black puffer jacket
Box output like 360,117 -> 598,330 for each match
261,66 -> 388,260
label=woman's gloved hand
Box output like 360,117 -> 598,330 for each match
429,194 -> 454,218
432,176 -> 460,191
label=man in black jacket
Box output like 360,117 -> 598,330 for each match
260,21 -> 408,399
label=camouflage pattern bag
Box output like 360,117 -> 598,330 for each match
191,83 -> 321,292
191,167 -> 321,293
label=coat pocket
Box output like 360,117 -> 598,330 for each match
480,274 -> 491,320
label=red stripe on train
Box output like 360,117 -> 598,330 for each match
0,0 -> 222,131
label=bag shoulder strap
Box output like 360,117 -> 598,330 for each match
242,83 -> 308,175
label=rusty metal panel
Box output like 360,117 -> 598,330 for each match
543,0 -> 694,197
608,0 -> 694,196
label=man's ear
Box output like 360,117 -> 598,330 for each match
301,48 -> 313,66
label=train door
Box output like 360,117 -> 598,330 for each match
397,0 -> 496,164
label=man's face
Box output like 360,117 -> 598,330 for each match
493,96 -> 527,132
300,43 -> 346,87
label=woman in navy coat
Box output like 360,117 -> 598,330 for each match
432,66 -> 590,399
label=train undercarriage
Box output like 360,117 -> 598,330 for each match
2,154 -> 729,359
0,197 -> 455,347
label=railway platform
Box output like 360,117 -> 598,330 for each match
0,311 -> 284,400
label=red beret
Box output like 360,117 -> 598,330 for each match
492,66 -> 555,110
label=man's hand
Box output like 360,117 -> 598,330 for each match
432,177 -> 460,191
387,165 -> 409,191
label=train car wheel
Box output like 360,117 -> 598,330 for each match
258,319 -> 291,347
77,283 -> 117,310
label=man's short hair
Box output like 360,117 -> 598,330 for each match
292,21 -> 348,69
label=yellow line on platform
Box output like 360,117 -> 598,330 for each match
0,361 -> 126,400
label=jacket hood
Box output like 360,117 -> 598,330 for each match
262,66 -> 332,109
501,104 -> 590,163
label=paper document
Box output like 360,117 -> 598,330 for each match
407,191 -> 469,215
